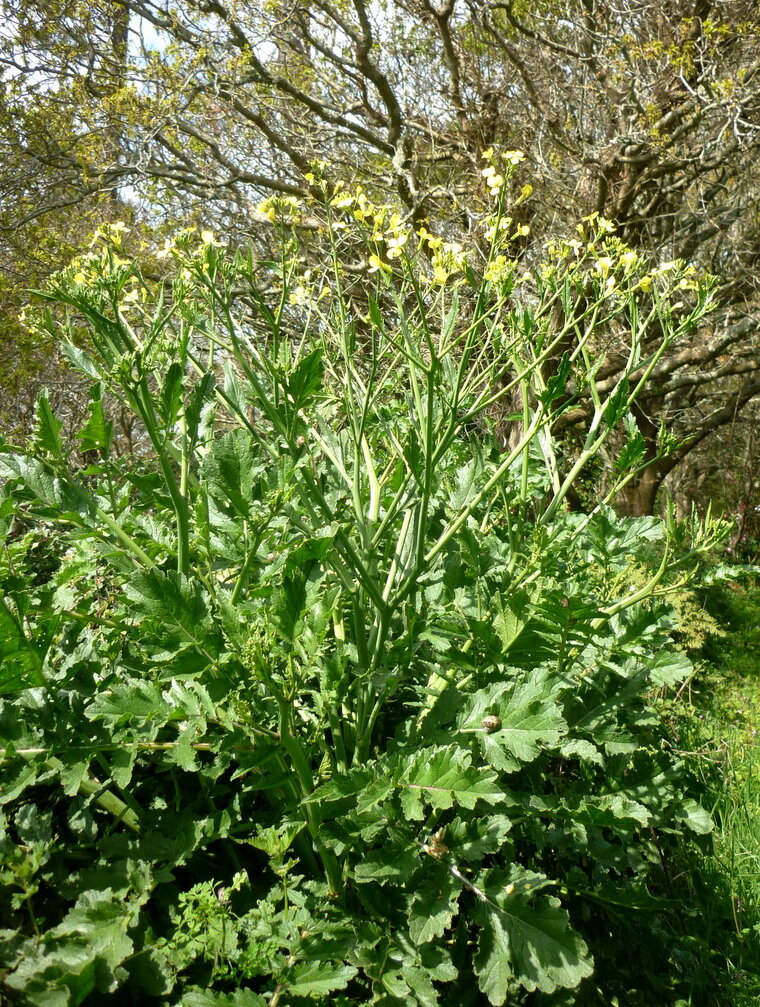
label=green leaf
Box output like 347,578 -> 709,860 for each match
57,756 -> 91,797
458,678 -> 566,772
449,457 -> 483,512
648,649 -> 693,687
161,361 -> 184,428
53,889 -> 136,961
355,845 -> 420,884
274,571 -> 308,641
399,964 -> 441,1007
304,768 -> 373,805
525,792 -> 650,829
445,815 -> 513,863
204,430 -> 261,518
286,348 -> 324,408
77,384 -> 113,455
408,865 -> 462,944
395,746 -> 503,819
0,455 -> 94,519
0,599 -> 45,693
182,991 -> 267,1006
0,760 -> 41,805
615,412 -> 646,472
356,776 -> 395,813
60,342 -> 102,380
123,569 -> 211,644
603,379 -> 629,428
285,960 -> 357,997
185,370 -> 216,446
86,680 -> 169,727
492,592 -> 531,653
473,868 -> 593,1001
5,890 -> 139,1002
673,798 -> 712,835
166,722 -> 201,771
558,739 -> 603,765
247,822 -> 302,859
33,390 -> 63,456
539,351 -> 571,407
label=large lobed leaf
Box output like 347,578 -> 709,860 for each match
395,745 -> 504,819
473,868 -> 593,1003
457,676 -> 567,772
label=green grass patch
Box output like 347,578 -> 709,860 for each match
667,585 -> 760,1006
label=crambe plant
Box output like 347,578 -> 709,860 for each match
0,175 -> 729,1006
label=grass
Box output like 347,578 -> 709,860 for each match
667,583 -> 760,1006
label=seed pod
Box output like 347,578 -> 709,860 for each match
481,715 -> 502,733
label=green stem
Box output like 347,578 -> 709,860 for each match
424,407 -> 546,568
95,507 -> 156,569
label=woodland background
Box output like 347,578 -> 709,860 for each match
1,5 -> 760,1007
1,0 -> 759,540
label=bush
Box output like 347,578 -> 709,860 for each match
0,177 -> 729,1005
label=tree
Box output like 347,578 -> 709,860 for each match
1,0 -> 759,512
0,0 -> 142,436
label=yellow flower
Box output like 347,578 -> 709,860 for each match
368,253 -> 392,274
331,186 -> 358,209
619,250 -> 639,270
484,217 -> 512,242
594,256 -> 614,278
515,183 -> 533,204
417,226 -> 442,251
501,150 -> 525,165
484,255 -> 514,283
386,232 -> 408,259
654,259 -> 678,275
255,199 -> 277,222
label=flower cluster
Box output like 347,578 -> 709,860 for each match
480,148 -> 526,198
63,221 -> 139,301
255,195 -> 303,225
416,227 -> 468,285
543,213 -> 705,299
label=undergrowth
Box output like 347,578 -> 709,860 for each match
665,584 -> 760,1007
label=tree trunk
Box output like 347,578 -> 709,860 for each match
615,464 -> 666,517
